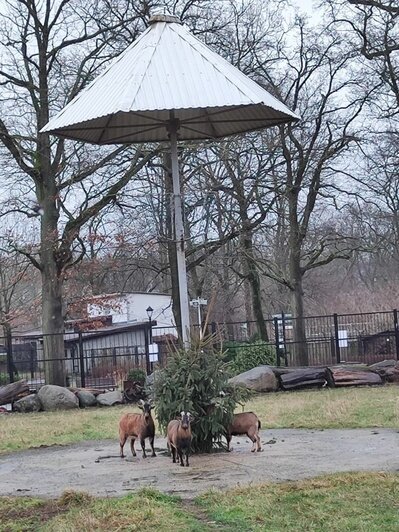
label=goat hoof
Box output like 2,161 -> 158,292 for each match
151,453 -> 156,457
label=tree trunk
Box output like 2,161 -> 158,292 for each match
331,366 -> 383,386
241,226 -> 268,341
279,367 -> 334,390
37,178 -> 66,386
290,268 -> 308,366
288,222 -> 308,365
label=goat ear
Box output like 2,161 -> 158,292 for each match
137,400 -> 144,409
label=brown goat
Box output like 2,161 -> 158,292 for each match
226,412 -> 262,452
119,400 -> 156,459
167,411 -> 192,467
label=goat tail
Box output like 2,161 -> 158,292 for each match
258,420 -> 261,430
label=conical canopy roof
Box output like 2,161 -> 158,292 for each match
42,14 -> 298,143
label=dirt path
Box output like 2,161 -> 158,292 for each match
1,429 -> 398,499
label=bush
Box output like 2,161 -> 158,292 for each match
154,338 -> 250,453
229,341 -> 276,376
126,368 -> 146,385
0,372 -> 9,385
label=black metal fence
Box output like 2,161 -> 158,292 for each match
2,309 -> 398,391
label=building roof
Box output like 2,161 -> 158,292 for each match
15,320 -> 156,343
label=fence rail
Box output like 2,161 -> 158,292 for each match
1,309 -> 398,390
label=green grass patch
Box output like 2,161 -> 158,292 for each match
197,472 -> 399,531
244,385 -> 399,429
1,385 -> 398,454
1,474 -> 398,531
0,489 -> 202,532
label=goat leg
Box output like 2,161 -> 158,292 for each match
120,437 -> 127,458
140,438 -> 147,458
149,436 -> 156,457
178,450 -> 184,467
130,438 -> 137,457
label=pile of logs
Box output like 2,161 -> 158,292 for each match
0,380 -> 29,406
270,360 -> 399,391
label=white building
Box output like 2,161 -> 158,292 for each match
87,292 -> 176,330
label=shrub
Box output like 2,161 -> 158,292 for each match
154,338 -> 250,453
229,341 -> 276,376
126,368 -> 146,385
0,372 -> 9,385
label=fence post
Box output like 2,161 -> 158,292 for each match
393,309 -> 399,361
281,311 -> 288,366
78,331 -> 85,388
273,317 -> 280,367
5,329 -> 14,384
333,313 -> 341,364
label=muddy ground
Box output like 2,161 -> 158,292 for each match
1,428 -> 398,499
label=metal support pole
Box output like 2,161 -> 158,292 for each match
393,309 -> 399,361
168,113 -> 190,346
281,311 -> 288,366
78,331 -> 85,388
5,330 -> 14,383
273,317 -> 281,367
333,313 -> 341,364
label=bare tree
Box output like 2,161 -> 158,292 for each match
0,0 -> 163,384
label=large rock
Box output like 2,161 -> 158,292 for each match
146,370 -> 162,388
76,390 -> 97,408
38,385 -> 79,411
96,390 -> 123,406
229,366 -> 279,392
13,393 -> 42,413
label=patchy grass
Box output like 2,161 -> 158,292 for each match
1,385 -> 398,454
1,474 -> 398,531
197,472 -> 399,531
0,488 -> 201,532
0,404 -> 137,454
243,385 -> 399,429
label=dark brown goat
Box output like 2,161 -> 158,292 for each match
226,412 -> 262,452
119,400 -> 156,459
167,411 -> 193,467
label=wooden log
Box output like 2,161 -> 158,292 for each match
280,367 -> 334,390
330,367 -> 383,387
0,380 -> 29,405
69,387 -> 110,397
369,360 -> 399,382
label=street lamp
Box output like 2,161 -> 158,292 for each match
146,306 -> 154,343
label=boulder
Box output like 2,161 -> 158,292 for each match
96,390 -> 123,406
13,393 -> 42,413
229,366 -> 279,392
38,385 -> 79,411
76,390 -> 97,408
145,370 -> 161,388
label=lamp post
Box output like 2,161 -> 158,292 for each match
146,306 -> 154,343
